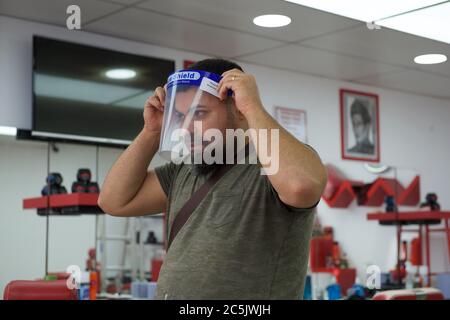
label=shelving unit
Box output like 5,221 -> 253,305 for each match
322,175 -> 420,208
397,176 -> 421,206
322,180 -> 362,208
367,210 -> 450,286
361,178 -> 405,206
21,141 -> 166,295
23,193 -> 103,215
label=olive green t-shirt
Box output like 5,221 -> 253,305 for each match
153,157 -> 317,300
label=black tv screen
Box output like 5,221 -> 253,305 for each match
32,36 -> 174,145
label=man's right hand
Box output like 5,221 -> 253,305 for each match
143,85 -> 166,134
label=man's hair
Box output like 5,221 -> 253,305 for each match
186,58 -> 244,75
174,59 -> 244,95
350,99 -> 371,124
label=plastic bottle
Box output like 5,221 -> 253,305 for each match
89,271 -> 98,300
405,262 -> 414,289
78,272 -> 90,300
419,265 -> 428,287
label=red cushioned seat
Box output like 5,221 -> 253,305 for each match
3,280 -> 78,300
372,288 -> 444,300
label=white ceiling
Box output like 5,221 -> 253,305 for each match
1,0 -> 449,100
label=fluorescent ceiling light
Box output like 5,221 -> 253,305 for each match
0,126 -> 17,136
105,68 -> 136,79
283,0 -> 444,22
378,2 -> 450,44
414,53 -> 447,64
253,14 -> 291,27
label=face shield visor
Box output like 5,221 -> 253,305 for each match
159,70 -> 232,163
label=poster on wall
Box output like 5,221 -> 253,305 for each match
273,106 -> 307,143
340,89 -> 380,162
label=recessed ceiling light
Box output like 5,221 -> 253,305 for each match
414,54 -> 447,64
105,68 -> 136,79
253,14 -> 291,28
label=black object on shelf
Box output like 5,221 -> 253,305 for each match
384,196 -> 397,212
71,168 -> 101,193
37,205 -> 103,216
420,193 -> 440,211
144,231 -> 157,244
41,172 -> 67,196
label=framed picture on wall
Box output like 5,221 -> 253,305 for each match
340,89 -> 380,162
273,106 -> 307,143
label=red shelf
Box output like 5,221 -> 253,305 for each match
322,175 -> 420,208
23,193 -> 100,209
367,211 -> 450,222
398,176 -> 420,206
322,181 -> 359,208
363,178 -> 405,206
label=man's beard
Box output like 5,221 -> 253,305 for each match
187,143 -> 226,177
187,141 -> 250,177
187,105 -> 241,177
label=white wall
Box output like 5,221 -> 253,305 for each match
1,15 -> 450,294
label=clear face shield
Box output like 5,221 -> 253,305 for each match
159,70 -> 232,163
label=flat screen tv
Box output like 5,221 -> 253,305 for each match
31,36 -> 175,146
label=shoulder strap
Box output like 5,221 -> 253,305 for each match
167,163 -> 235,251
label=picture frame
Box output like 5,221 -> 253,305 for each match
274,106 -> 308,143
340,89 -> 380,162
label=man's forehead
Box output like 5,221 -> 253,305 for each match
174,89 -> 220,112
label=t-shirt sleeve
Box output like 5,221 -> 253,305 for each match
154,162 -> 178,196
266,177 -> 320,213
265,143 -> 321,213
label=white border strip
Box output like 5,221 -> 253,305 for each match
31,131 -> 131,145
